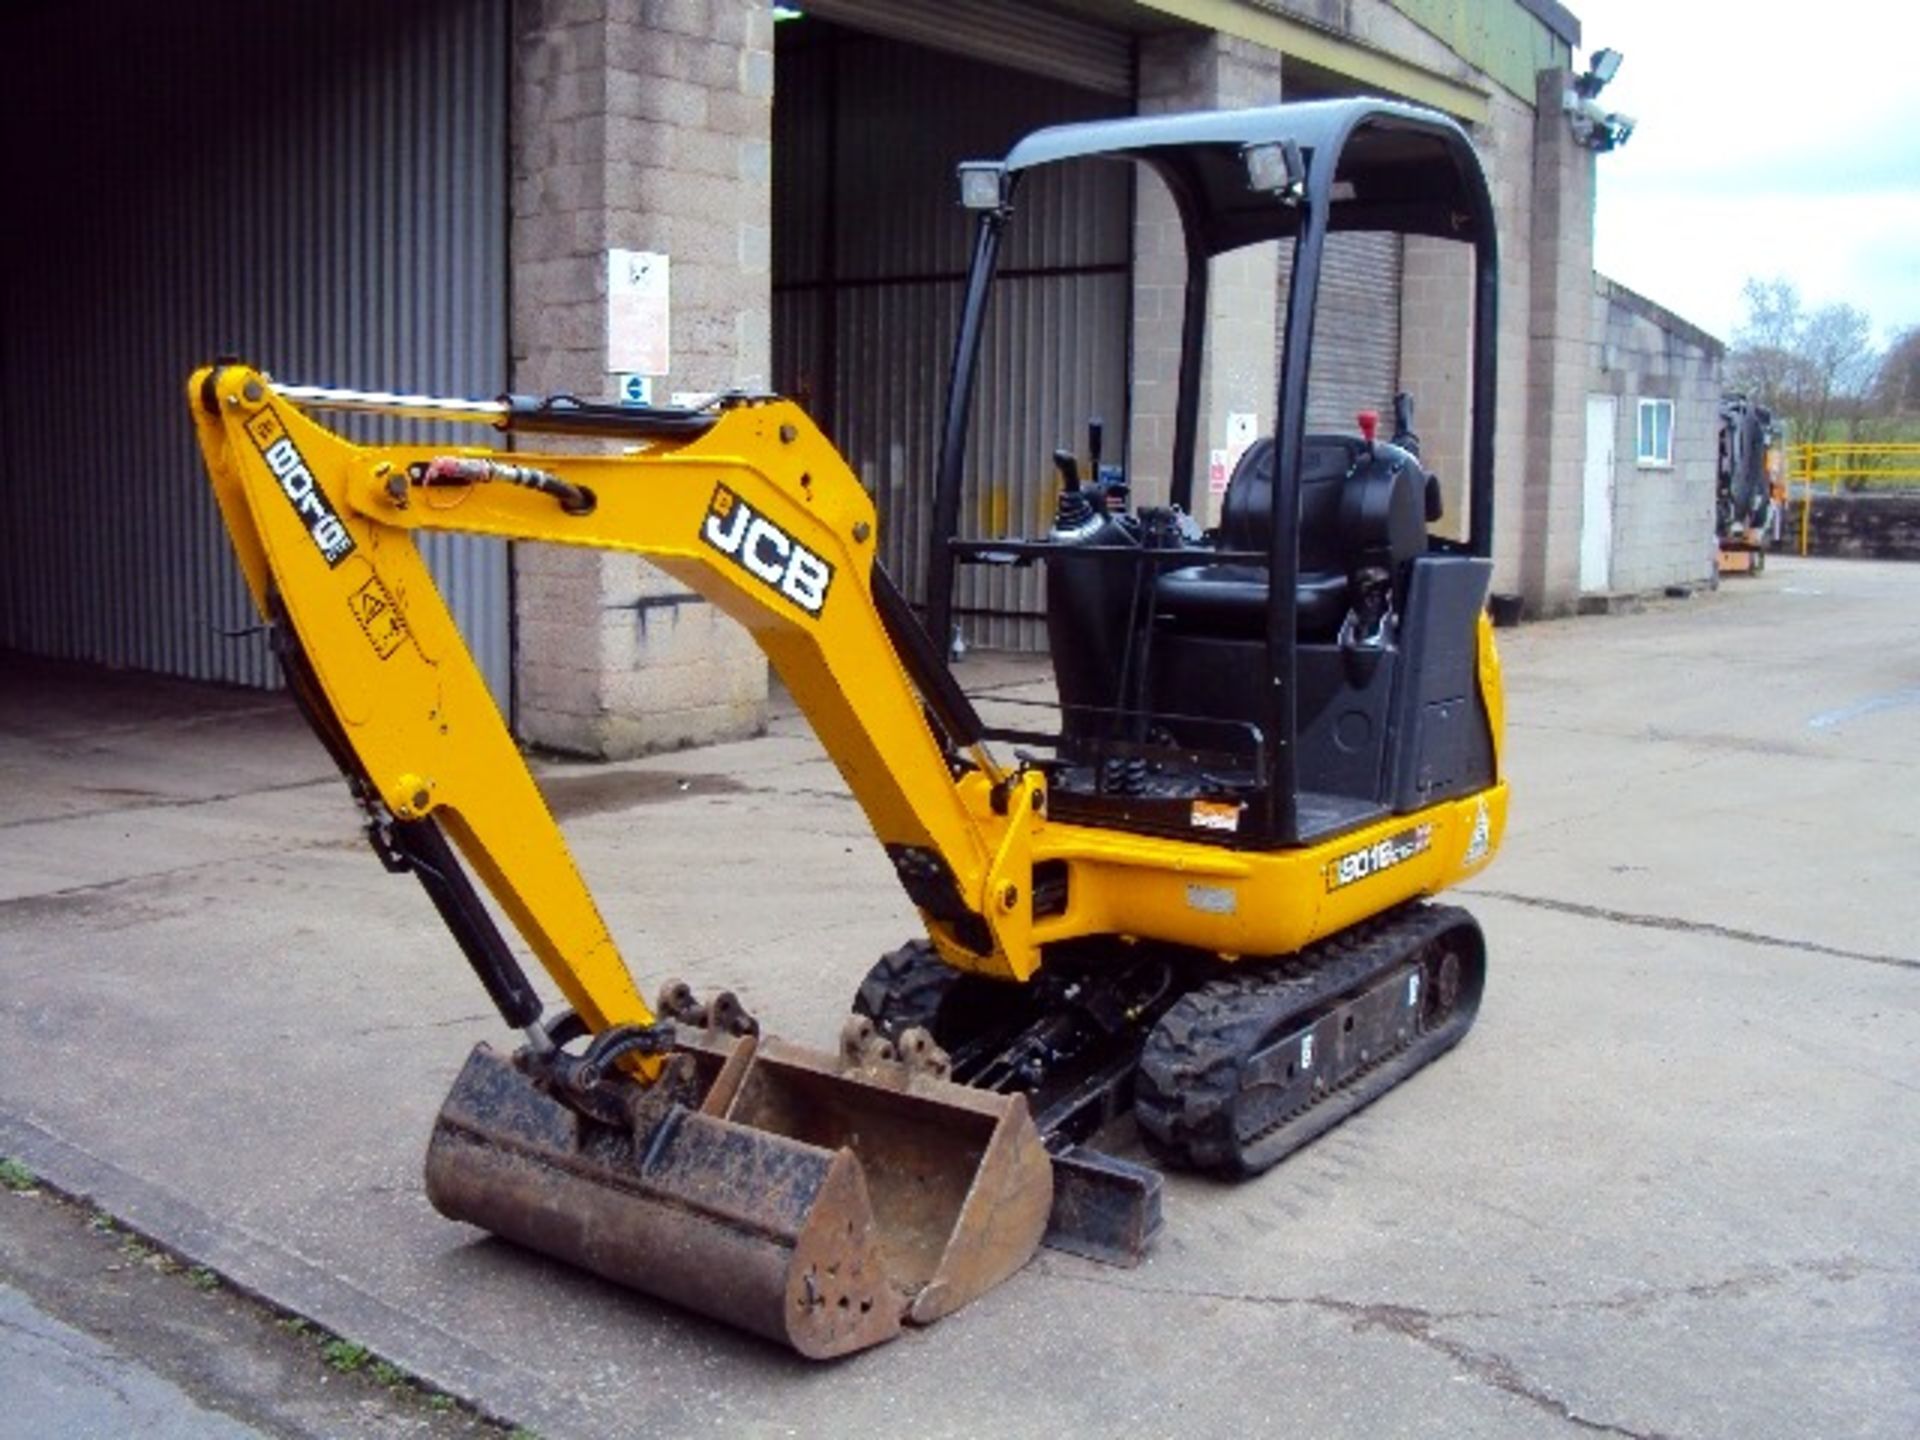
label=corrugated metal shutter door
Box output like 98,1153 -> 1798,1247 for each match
1281,233 -> 1405,431
798,0 -> 1134,97
773,21 -> 1132,651
0,0 -> 512,705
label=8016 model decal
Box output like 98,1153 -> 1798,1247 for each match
701,484 -> 834,616
244,408 -> 356,567
1325,824 -> 1432,891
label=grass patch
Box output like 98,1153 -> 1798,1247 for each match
322,1338 -> 370,1373
0,1157 -> 36,1192
187,1266 -> 220,1292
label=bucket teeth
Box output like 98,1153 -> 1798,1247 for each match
706,989 -> 759,1037
894,1026 -> 952,1080
656,977 -> 702,1024
656,979 -> 760,1036
838,1013 -> 896,1067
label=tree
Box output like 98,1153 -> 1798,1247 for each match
1727,278 -> 1802,405
1801,303 -> 1877,441
1726,277 -> 1880,442
1872,326 -> 1920,417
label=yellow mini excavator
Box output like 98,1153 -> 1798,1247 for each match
187,99 -> 1506,1359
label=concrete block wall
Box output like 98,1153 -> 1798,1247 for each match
1797,493 -> 1920,560
1482,88 -> 1542,594
1590,276 -> 1724,593
1127,26 -> 1589,607
1291,2 -> 1570,605
1398,87 -> 1539,583
1397,235 -> 1474,544
1518,67 -> 1595,616
511,0 -> 772,757
1129,31 -> 1283,527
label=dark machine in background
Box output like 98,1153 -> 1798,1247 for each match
1717,394 -> 1782,575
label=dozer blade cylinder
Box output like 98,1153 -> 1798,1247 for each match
424,1039 -> 1052,1359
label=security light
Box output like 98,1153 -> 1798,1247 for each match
1567,47 -> 1634,151
1574,47 -> 1623,98
1565,91 -> 1636,152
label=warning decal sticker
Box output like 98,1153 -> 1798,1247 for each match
348,575 -> 407,659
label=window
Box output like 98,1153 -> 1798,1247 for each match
1636,398 -> 1674,468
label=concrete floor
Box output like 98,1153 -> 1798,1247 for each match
1,555 -> 1915,1440
0,1174 -> 501,1440
0,1279 -> 267,1440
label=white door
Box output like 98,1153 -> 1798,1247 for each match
1581,394 -> 1618,593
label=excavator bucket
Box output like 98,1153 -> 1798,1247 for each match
423,1030 -> 1052,1358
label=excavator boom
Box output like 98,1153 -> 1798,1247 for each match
188,365 -> 1054,1357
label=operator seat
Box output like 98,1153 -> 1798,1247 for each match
1155,434 -> 1429,640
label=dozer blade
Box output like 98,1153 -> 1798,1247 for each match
423,1033 -> 1052,1358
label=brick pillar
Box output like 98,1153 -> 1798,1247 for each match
1129,33 -> 1283,526
1519,67 -> 1595,614
1397,235 -> 1474,544
510,0 -> 773,757
1400,88 -> 1540,587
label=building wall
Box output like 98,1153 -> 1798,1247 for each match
509,0 -> 774,757
1383,0 -> 1581,97
1133,0 -> 1580,575
1396,81 -> 1539,566
771,21 -> 1132,653
1589,275 -> 1724,593
0,0 -> 513,701
1266,0 -> 1581,606
1516,66 -> 1596,613
1129,30 -> 1285,526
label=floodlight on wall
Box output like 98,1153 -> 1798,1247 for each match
1575,48 -> 1623,98
1565,47 -> 1635,152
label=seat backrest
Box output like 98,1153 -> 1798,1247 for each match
1219,434 -> 1425,573
1219,436 -> 1360,573
1340,460 -> 1430,572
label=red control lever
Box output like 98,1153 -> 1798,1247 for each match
1357,410 -> 1379,448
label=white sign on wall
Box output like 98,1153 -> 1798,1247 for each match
607,249 -> 670,377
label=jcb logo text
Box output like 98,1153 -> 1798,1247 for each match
700,485 -> 834,617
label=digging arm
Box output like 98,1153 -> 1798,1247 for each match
187,366 -> 1036,1066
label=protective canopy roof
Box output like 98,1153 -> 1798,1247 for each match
998,98 -> 1492,255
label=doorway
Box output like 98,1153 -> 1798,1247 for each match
1582,394 -> 1618,593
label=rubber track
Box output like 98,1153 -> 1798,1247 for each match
1134,903 -> 1482,1176
852,939 -> 956,1039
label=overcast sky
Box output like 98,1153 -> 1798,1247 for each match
1581,0 -> 1920,346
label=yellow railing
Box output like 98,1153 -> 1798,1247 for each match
1785,443 -> 1920,554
